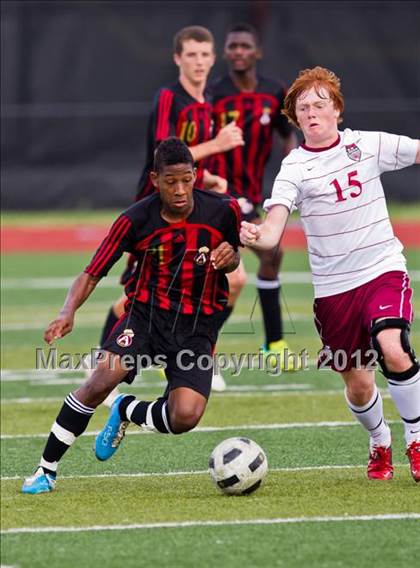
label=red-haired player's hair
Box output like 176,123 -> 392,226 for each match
282,66 -> 344,128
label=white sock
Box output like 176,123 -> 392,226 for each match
387,366 -> 420,446
345,385 -> 391,448
40,457 -> 58,473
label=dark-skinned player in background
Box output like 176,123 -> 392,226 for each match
208,23 -> 299,369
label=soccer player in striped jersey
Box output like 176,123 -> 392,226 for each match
241,66 -> 420,482
97,26 -> 244,393
208,23 -> 298,368
136,26 -> 244,200
22,138 -> 241,494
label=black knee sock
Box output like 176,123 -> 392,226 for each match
99,306 -> 119,346
257,278 -> 283,346
120,396 -> 173,434
40,393 -> 95,475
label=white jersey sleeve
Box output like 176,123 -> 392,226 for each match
264,154 -> 303,213
375,131 -> 418,174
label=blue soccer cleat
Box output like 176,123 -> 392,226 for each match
95,394 -> 130,461
22,468 -> 56,494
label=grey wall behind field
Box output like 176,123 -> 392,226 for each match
2,0 -> 419,209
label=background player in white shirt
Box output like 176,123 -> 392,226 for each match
241,66 -> 420,482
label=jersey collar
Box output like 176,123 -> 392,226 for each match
301,134 -> 341,153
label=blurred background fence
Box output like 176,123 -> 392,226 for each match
2,0 -> 419,209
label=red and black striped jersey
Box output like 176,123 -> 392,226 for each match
208,75 -> 293,205
136,82 -> 213,201
85,189 -> 241,316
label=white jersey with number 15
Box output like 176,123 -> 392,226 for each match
264,128 -> 418,297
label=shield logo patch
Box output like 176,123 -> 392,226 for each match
116,328 -> 134,348
345,143 -> 361,161
194,246 -> 210,266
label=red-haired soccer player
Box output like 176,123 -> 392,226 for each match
241,66 -> 420,482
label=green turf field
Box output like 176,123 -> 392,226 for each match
1,209 -> 420,567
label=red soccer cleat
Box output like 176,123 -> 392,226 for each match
367,446 -> 393,480
406,441 -> 420,482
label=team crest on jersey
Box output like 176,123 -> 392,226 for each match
345,143 -> 361,162
194,246 -> 209,266
116,328 -> 134,348
260,107 -> 272,125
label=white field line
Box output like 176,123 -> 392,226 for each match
2,271 -> 420,290
1,370 -> 322,386
0,419 -> 400,440
1,379 -> 316,392
2,463 -> 409,482
2,514 -> 419,535
1,313 -> 314,331
1,390 -> 393,404
0,372 -> 316,389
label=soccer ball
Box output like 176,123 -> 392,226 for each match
208,437 -> 268,495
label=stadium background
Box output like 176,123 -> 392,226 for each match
2,0 -> 420,209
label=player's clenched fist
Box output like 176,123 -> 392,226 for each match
210,241 -> 239,271
44,313 -> 74,344
240,221 -> 261,246
215,121 -> 245,152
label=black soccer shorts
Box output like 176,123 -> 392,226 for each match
102,304 -> 221,399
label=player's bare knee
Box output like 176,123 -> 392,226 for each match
169,406 -> 204,433
229,275 -> 246,297
236,269 -> 247,290
227,267 -> 247,296
379,342 -> 411,373
344,376 -> 375,405
342,366 -> 375,395
258,262 -> 279,280
75,372 -> 118,407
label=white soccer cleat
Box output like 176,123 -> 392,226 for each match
211,371 -> 226,392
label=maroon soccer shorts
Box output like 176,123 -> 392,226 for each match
313,271 -> 414,372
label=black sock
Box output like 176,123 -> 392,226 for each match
40,393 -> 95,474
128,397 -> 173,434
257,278 -> 283,346
119,395 -> 136,420
99,306 -> 119,346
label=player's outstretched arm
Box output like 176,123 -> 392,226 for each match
415,140 -> 420,163
189,121 -> 245,162
240,204 -> 289,250
44,272 -> 100,344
